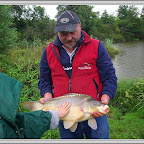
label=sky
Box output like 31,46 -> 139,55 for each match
40,5 -> 144,19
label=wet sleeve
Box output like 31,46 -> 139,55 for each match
47,110 -> 59,130
96,41 -> 117,99
38,48 -> 53,97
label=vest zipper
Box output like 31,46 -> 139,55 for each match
69,79 -> 71,91
93,78 -> 99,99
52,46 -> 72,92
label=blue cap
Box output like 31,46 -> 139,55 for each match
54,10 -> 80,33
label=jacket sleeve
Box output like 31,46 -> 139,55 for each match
38,48 -> 53,97
96,41 -> 117,100
14,109 -> 60,139
47,110 -> 59,130
19,110 -> 52,138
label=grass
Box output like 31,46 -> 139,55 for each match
41,107 -> 144,139
105,38 -> 120,58
41,127 -> 60,139
108,110 -> 144,139
0,38 -> 143,139
110,78 -> 144,114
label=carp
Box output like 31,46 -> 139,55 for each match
23,93 -> 110,132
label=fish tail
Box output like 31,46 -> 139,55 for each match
23,101 -> 38,111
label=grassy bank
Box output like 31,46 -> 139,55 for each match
0,39 -> 143,139
41,109 -> 144,139
108,78 -> 144,139
105,38 -> 120,58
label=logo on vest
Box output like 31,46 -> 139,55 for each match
78,62 -> 92,70
63,66 -> 72,71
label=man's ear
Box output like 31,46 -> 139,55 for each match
79,22 -> 81,28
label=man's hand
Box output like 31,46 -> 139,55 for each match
90,94 -> 110,118
58,102 -> 71,118
40,92 -> 53,104
101,94 -> 110,105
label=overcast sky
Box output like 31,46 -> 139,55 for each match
40,5 -> 143,19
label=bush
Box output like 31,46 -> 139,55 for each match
105,38 -> 120,58
110,78 -> 144,114
113,34 -> 126,43
0,5 -> 17,53
0,38 -> 48,112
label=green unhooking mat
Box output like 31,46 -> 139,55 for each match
0,72 -> 52,139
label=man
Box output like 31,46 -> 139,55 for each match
38,10 -> 117,139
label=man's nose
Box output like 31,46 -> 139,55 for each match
66,33 -> 72,41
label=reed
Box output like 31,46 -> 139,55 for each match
105,38 -> 120,58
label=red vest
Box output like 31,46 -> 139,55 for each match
46,32 -> 102,101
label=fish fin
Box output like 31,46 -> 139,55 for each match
88,118 -> 97,130
23,101 -> 37,111
70,122 -> 78,132
63,121 -> 75,129
43,107 -> 49,111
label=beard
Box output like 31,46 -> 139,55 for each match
63,39 -> 77,50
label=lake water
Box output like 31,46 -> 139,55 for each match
112,41 -> 144,80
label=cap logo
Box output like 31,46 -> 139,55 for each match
60,18 -> 69,23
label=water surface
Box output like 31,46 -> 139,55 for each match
112,41 -> 144,80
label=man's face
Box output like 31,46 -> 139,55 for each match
58,23 -> 81,50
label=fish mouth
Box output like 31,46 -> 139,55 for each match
104,106 -> 110,114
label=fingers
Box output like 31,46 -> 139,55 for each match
90,111 -> 104,118
91,106 -> 110,118
58,102 -> 71,118
40,97 -> 50,104
40,98 -> 45,104
105,107 -> 110,113
59,102 -> 71,114
59,102 -> 71,109
101,94 -> 110,104
101,99 -> 109,105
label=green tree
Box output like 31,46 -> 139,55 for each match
117,5 -> 142,41
90,18 -> 105,40
113,18 -> 125,42
117,5 -> 129,20
12,5 -> 27,41
11,5 -> 55,42
139,7 -> 144,39
31,6 -> 55,41
101,10 -> 110,24
140,7 -> 144,20
101,11 -> 114,39
96,10 -> 123,43
0,5 -> 17,53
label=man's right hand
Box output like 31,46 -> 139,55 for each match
40,92 -> 53,104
